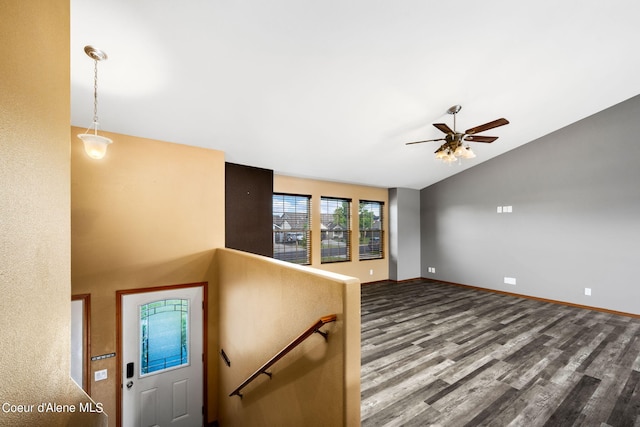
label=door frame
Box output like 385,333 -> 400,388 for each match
116,282 -> 208,427
71,293 -> 91,395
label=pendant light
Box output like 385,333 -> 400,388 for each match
77,46 -> 112,159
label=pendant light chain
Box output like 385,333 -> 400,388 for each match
93,58 -> 99,126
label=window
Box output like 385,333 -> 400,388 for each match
273,193 -> 311,264
320,197 -> 351,263
140,299 -> 189,375
359,200 -> 384,260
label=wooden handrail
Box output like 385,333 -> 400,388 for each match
229,314 -> 337,398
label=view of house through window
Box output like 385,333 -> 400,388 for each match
273,193 -> 311,264
359,200 -> 384,260
321,197 -> 351,263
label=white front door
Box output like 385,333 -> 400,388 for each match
122,286 -> 203,427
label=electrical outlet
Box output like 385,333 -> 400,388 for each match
369,269 -> 373,276
504,277 -> 516,285
584,288 -> 592,296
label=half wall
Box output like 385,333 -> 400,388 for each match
217,248 -> 361,426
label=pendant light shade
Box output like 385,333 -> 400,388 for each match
453,144 -> 466,157
78,132 -> 112,159
460,145 -> 476,159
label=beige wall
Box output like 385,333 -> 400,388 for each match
71,129 -> 225,426
0,2 -> 106,426
274,175 -> 389,283
217,248 -> 361,427
0,4 -> 377,426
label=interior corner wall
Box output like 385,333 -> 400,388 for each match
0,1 -> 106,426
420,94 -> 640,315
71,129 -> 225,427
225,162 -> 274,257
389,188 -> 421,281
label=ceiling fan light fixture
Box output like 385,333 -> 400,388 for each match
406,104 -> 508,164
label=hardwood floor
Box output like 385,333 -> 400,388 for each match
360,280 -> 640,426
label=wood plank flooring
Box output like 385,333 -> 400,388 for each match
361,280 -> 640,427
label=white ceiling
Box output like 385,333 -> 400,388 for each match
70,0 -> 640,190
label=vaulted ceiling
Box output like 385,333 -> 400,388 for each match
70,0 -> 640,190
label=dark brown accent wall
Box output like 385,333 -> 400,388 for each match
225,162 -> 274,257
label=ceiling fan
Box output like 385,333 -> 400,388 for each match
406,105 -> 509,163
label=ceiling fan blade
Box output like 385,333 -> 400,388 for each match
464,135 -> 498,143
405,138 -> 445,145
465,118 -> 509,135
433,123 -> 454,134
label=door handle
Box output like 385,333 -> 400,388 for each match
126,381 -> 133,389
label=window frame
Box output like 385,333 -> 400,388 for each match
320,196 -> 352,264
272,193 -> 312,265
358,200 -> 384,261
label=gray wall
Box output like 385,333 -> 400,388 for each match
389,188 -> 422,281
420,94 -> 640,314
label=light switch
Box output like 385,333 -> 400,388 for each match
95,369 -> 107,382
